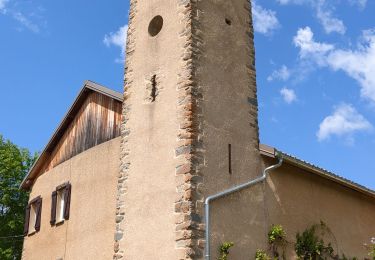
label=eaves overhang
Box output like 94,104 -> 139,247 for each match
20,80 -> 123,190
260,144 -> 375,200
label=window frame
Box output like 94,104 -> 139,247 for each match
23,196 -> 42,236
50,182 -> 71,226
56,188 -> 66,223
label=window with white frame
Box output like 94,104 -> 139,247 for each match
28,203 -> 37,233
24,196 -> 42,236
50,182 -> 71,226
56,188 -> 66,223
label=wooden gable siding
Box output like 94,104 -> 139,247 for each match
39,91 -> 122,174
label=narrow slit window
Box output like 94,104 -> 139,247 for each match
228,144 -> 232,174
151,75 -> 157,102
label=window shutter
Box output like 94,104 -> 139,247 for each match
63,183 -> 71,220
34,198 -> 42,232
23,205 -> 31,236
50,191 -> 57,225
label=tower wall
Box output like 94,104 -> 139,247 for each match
115,0 -> 189,259
115,0 -> 263,259
193,0 -> 264,258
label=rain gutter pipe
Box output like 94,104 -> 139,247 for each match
204,153 -> 283,260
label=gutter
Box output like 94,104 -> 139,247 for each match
259,144 -> 375,200
204,153 -> 283,260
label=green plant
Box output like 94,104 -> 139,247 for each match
256,223 -> 357,260
255,249 -> 271,260
295,223 -> 335,260
0,135 -> 37,260
268,225 -> 286,259
367,237 -> 375,260
218,242 -> 234,260
268,225 -> 286,244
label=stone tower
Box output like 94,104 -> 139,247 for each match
114,0 -> 263,259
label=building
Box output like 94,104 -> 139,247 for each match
21,81 -> 122,259
21,0 -> 375,259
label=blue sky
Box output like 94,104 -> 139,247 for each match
0,0 -> 374,190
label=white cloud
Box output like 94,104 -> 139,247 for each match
0,0 -> 8,13
0,1 -> 44,33
294,27 -> 375,103
0,0 -> 7,8
277,0 -> 308,4
104,24 -> 128,63
317,103 -> 372,141
280,87 -> 297,104
277,0 -> 346,34
12,12 -> 39,33
358,0 -> 367,8
348,0 -> 367,9
316,1 -> 346,34
252,1 -> 280,35
268,65 -> 291,81
293,27 -> 334,63
326,30 -> 375,102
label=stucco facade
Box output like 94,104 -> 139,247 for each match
114,0 -> 263,258
22,137 -> 120,260
263,156 -> 375,259
205,154 -> 375,259
20,0 -> 375,259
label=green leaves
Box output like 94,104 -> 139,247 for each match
295,222 -> 340,260
366,237 -> 375,260
0,135 -> 37,260
219,242 -> 234,260
255,249 -> 271,260
268,225 -> 286,244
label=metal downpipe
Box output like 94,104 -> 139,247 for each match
204,154 -> 283,260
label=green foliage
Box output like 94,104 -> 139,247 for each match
340,254 -> 357,260
0,135 -> 37,260
218,242 -> 234,260
268,224 -> 286,259
295,222 -> 335,260
268,225 -> 286,244
370,246 -> 375,260
255,249 -> 271,260
367,237 -> 375,260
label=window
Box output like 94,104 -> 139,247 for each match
29,203 -> 37,232
56,189 -> 65,223
23,196 -> 42,236
148,15 -> 163,37
50,183 -> 71,225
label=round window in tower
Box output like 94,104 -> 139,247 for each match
148,15 -> 164,37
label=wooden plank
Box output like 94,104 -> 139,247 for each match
39,92 -> 122,174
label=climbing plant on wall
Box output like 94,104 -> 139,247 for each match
365,237 -> 375,260
294,222 -> 335,259
218,242 -> 234,260
268,224 -> 287,259
219,223 -> 370,260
